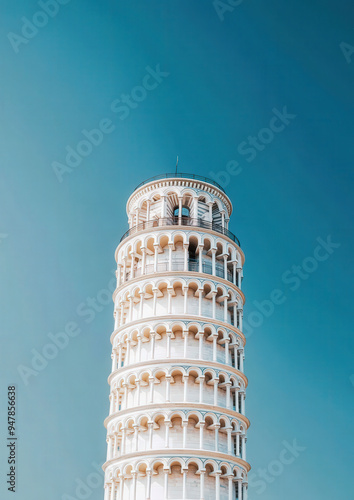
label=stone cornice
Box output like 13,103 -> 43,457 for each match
103,448 -> 251,473
107,357 -> 248,387
104,402 -> 250,429
112,270 -> 246,304
110,314 -> 247,346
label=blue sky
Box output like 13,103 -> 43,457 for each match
0,1 -> 353,499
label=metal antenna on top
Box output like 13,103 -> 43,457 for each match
175,156 -> 179,175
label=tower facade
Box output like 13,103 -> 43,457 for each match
103,173 -> 250,500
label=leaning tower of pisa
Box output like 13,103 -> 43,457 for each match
103,173 -> 250,500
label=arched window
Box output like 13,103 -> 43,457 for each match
173,206 -> 190,217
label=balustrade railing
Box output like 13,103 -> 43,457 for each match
120,216 -> 240,246
125,259 -> 235,284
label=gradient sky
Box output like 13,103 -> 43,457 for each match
0,1 -> 353,499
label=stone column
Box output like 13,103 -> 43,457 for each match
136,380 -> 141,406
149,376 -> 154,403
121,428 -> 126,455
168,243 -> 173,271
214,424 -> 220,452
198,244 -> 204,273
199,375 -> 205,403
198,332 -> 204,360
133,424 -> 139,452
122,257 -> 127,283
150,332 -> 156,359
213,379 -> 219,406
199,421 -> 205,449
146,469 -> 152,500
235,388 -> 239,413
167,288 -> 172,314
193,196 -> 198,219
182,420 -> 188,448
152,289 -> 157,316
131,471 -> 137,500
238,479 -> 243,500
183,375 -> 188,402
198,288 -> 203,316
182,468 -> 187,499
232,261 -> 237,285
183,243 -> 189,271
212,292 -> 216,319
215,471 -> 221,500
226,382 -> 231,409
114,309 -> 119,330
128,296 -> 133,322
119,475 -> 124,500
211,248 -> 216,275
161,195 -> 167,218
153,244 -> 158,272
227,427 -> 232,455
223,254 -> 228,280
200,470 -> 205,500
212,334 -> 217,362
163,468 -> 169,499
208,202 -> 213,221
139,292 -> 144,318
126,340 -> 131,365
227,476 -> 233,500
223,296 -> 228,322
236,433 -> 240,457
113,433 -> 118,458
118,344 -> 122,369
241,392 -> 245,415
242,436 -> 246,460
183,330 -> 189,357
239,309 -> 243,331
165,376 -> 171,402
178,196 -> 183,224
148,421 -> 154,448
183,286 -> 188,314
166,331 -> 172,358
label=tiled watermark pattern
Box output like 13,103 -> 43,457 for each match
243,235 -> 340,339
17,271 -> 117,386
209,106 -> 296,188
52,64 -> 170,183
248,439 -> 306,495
7,0 -> 72,54
62,462 -> 103,500
213,0 -> 245,21
340,41 -> 354,63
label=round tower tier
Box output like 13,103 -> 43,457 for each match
103,175 -> 250,500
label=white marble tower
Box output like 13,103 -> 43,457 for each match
103,173 -> 250,500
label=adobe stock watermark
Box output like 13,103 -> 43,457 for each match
248,439 -> 306,495
52,64 -> 169,183
209,106 -> 296,189
0,233 -> 8,244
340,41 -> 354,64
17,271 -> 117,386
7,0 -> 72,54
62,462 -> 103,500
242,235 -> 340,339
213,0 -> 245,22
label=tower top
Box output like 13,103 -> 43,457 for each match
133,172 -> 227,193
